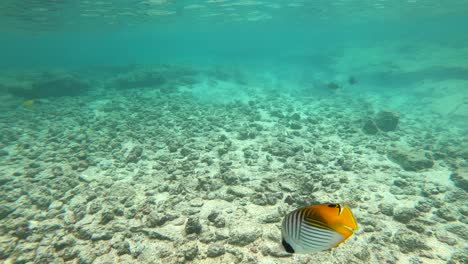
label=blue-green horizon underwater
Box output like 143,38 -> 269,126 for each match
1,3 -> 468,69
0,1 -> 467,263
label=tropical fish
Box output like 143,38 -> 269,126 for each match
281,203 -> 357,254
326,82 -> 341,90
22,99 -> 34,108
348,76 -> 358,85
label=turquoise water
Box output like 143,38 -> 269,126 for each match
0,1 -> 467,263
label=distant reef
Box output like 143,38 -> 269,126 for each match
5,72 -> 90,98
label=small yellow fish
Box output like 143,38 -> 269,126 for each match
22,99 -> 35,108
281,203 -> 357,254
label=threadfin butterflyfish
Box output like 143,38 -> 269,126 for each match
281,203 -> 357,254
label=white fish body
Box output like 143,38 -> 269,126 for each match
281,203 -> 357,254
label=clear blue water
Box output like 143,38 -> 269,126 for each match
1,1 -> 467,69
0,1 -> 467,263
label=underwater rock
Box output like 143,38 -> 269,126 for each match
112,66 -> 197,93
29,162 -> 41,169
354,248 -> 371,262
446,224 -> 468,240
387,148 -> 434,171
228,227 -> 259,246
378,203 -> 394,216
270,110 -> 284,118
185,217 -> 202,235
12,222 -> 31,239
261,245 -> 291,257
207,211 -> 226,228
362,119 -> 379,135
259,212 -> 282,223
91,232 -> 113,241
167,143 -> 180,153
30,193 -> 52,209
51,166 -> 64,177
289,121 -> 302,130
362,111 -> 399,134
182,243 -> 199,261
250,193 -> 280,206
290,113 -> 301,120
435,231 -> 457,246
0,149 -> 8,156
393,179 -> 409,188
87,201 -> 102,214
393,229 -> 430,253
441,144 -> 468,160
206,243 -> 225,258
336,157 -> 354,171
180,147 -> 192,157
9,74 -> 90,98
76,150 -> 87,160
283,194 -> 311,208
126,146 -> 143,163
264,142 -> 301,158
421,182 -> 447,196
24,168 -> 41,178
99,210 -> 115,225
59,248 -> 79,261
393,207 -> 420,224
112,240 -> 131,256
217,134 -> 228,142
443,189 -> 464,203
76,160 -> 89,172
226,186 -> 254,198
200,231 -> 228,244
416,200 -> 432,213
221,171 -> 239,185
207,211 -> 219,223
243,148 -> 259,161
448,250 -> 468,264
375,111 -> 399,132
0,204 -> 15,220
450,167 -> 468,192
434,206 -> 458,221
145,213 -> 177,228
0,176 -> 14,186
217,147 -> 229,156
53,235 -> 76,251
406,223 -> 425,233
141,229 -> 173,241
237,129 -> 257,140
34,219 -> 65,233
0,240 -> 14,259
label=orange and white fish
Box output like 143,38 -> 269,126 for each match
281,203 -> 358,254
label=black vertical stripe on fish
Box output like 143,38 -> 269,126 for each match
290,211 -> 297,239
282,239 -> 295,253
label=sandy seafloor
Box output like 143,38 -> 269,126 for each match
0,41 -> 467,264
